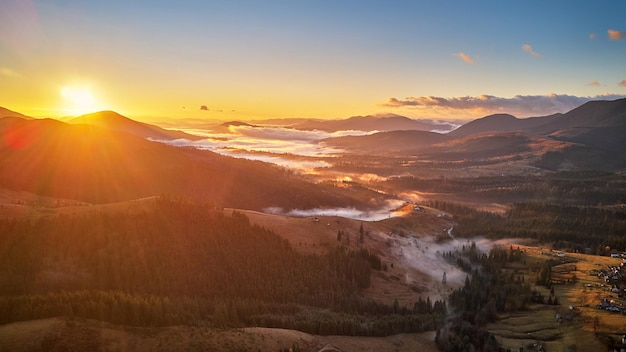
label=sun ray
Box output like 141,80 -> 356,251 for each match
60,85 -> 97,116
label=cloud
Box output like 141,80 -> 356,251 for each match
199,105 -> 208,111
608,29 -> 626,40
0,67 -> 22,78
589,33 -> 597,40
586,81 -> 600,87
453,52 -> 474,64
382,93 -> 626,117
619,79 -> 626,87
522,44 -> 541,57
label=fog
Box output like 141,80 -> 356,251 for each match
264,199 -> 406,222
391,233 -> 522,286
154,126 -> 376,172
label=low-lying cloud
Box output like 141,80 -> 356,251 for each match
153,125 -> 375,172
382,93 -> 626,117
264,199 -> 405,222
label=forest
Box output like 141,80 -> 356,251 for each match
382,171 -> 626,206
0,197 -> 445,336
429,200 -> 626,253
436,245 -> 534,352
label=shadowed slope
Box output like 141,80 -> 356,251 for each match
0,117 -> 373,209
319,130 -> 450,154
69,110 -> 204,140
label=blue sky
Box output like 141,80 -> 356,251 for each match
1,0 -> 625,120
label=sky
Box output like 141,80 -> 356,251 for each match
1,0 -> 625,122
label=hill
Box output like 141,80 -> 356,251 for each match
420,131 -> 573,162
532,97 -> 626,135
319,130 -> 450,154
448,113 -> 558,138
448,97 -> 626,138
292,114 -> 453,133
0,318 -> 438,352
0,107 -> 33,119
208,120 -> 258,134
353,98 -> 626,172
69,110 -> 204,140
0,116 -> 376,209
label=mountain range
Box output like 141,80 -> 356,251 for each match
2,97 -> 625,208
287,113 -> 456,133
320,98 -> 626,170
0,114 -> 375,209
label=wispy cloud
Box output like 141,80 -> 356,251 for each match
522,44 -> 541,57
586,81 -> 600,87
0,67 -> 22,78
453,52 -> 474,64
619,79 -> 626,87
608,29 -> 626,40
382,93 -> 626,117
589,33 -> 597,40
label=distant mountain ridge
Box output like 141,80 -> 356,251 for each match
320,97 -> 626,170
209,120 -> 258,134
531,98 -> 626,134
450,98 -> 626,138
448,113 -> 560,138
284,113 -> 456,133
69,110 -> 204,141
0,107 -> 33,120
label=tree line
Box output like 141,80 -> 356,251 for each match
429,200 -> 626,253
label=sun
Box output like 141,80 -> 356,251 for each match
60,85 -> 96,116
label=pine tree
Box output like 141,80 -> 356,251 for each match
359,223 -> 364,244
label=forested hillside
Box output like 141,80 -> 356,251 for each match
430,201 -> 626,252
0,197 -> 445,336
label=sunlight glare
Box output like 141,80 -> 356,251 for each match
61,86 -> 96,115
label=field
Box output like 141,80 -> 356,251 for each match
487,246 -> 626,351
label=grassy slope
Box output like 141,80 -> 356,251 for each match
0,317 -> 439,352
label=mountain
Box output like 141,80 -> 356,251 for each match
68,110 -> 204,141
319,130 -> 450,154
449,98 -> 626,139
292,113 -> 454,133
0,107 -> 33,120
448,113 -> 559,138
209,120 -> 258,134
0,116 -> 375,209
531,98 -> 626,134
421,131 -> 554,161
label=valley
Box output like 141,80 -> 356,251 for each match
1,98 -> 626,351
